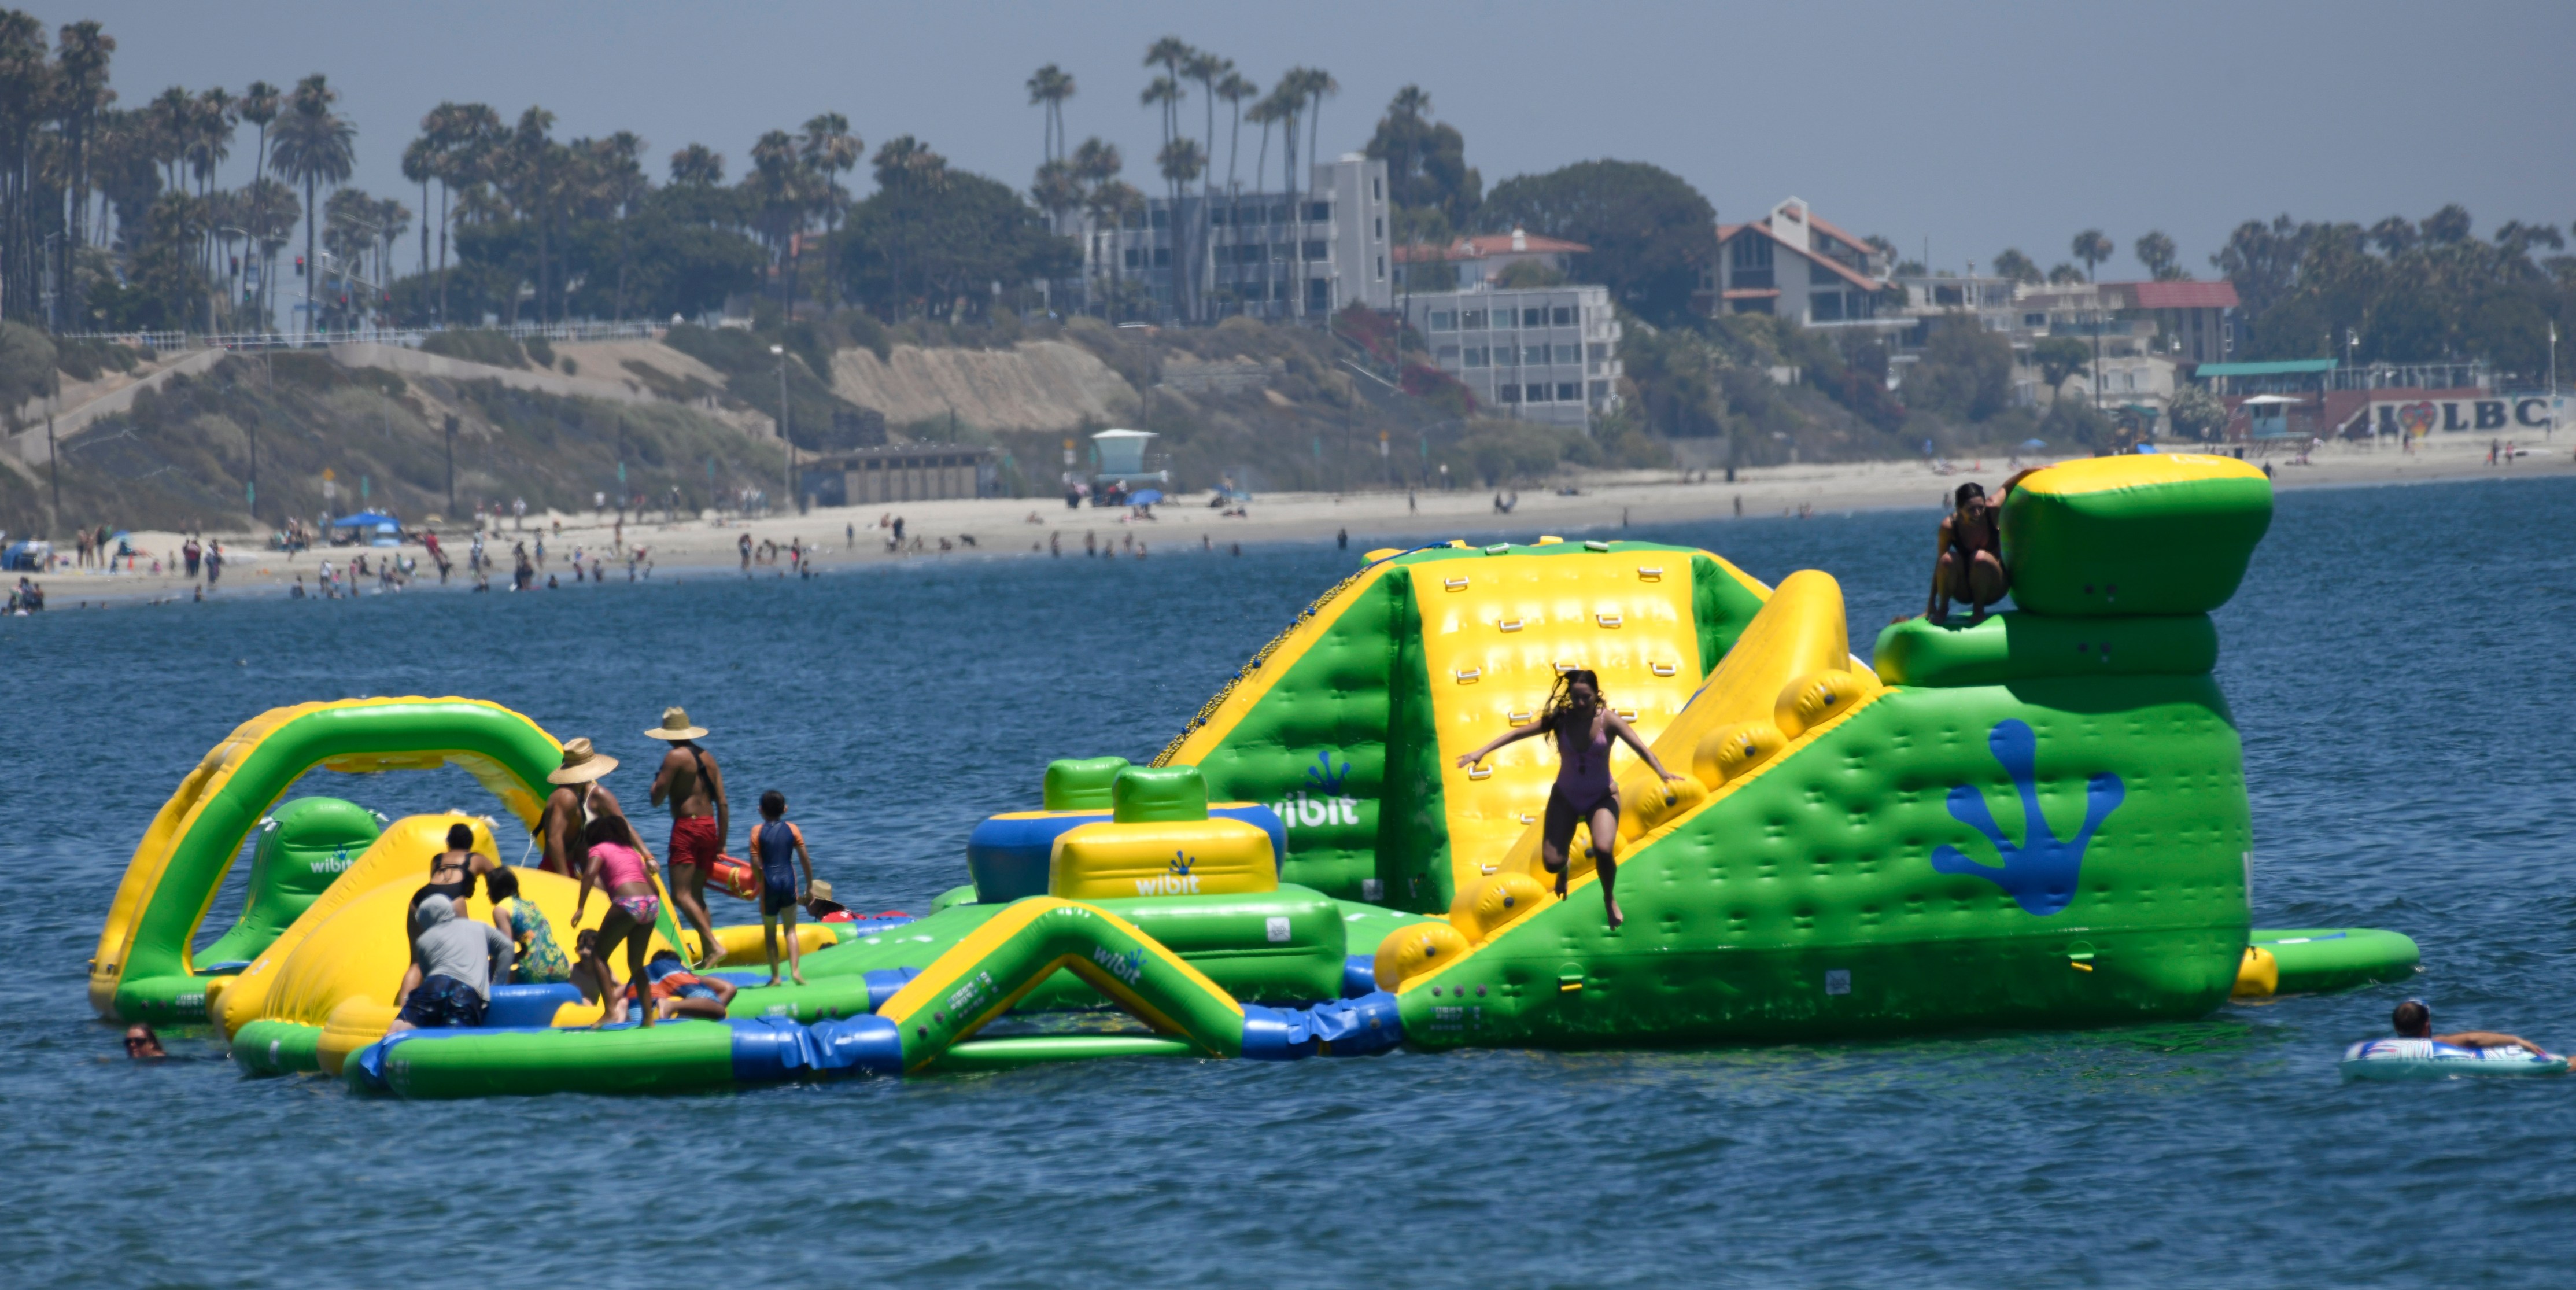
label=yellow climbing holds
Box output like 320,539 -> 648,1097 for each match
1692,720 -> 1788,788
1448,872 -> 1550,943
1773,668 -> 1880,739
1374,920 -> 1472,990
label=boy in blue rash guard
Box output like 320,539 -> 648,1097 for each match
752,790 -> 817,986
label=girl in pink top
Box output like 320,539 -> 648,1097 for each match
571,815 -> 665,1026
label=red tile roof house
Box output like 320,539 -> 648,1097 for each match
1698,197 -> 1892,325
1392,228 -> 1590,292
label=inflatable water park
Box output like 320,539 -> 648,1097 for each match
90,453 -> 2504,1097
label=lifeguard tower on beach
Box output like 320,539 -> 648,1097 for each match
1090,428 -> 1167,488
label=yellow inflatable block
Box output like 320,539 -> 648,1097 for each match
1374,919 -> 1471,990
1692,720 -> 1787,788
1449,872 -> 1549,943
1773,668 -> 1880,739
711,921 -> 836,962
2232,945 -> 2280,1000
216,812 -> 499,1034
1049,817 -> 1277,900
240,861 -> 681,1071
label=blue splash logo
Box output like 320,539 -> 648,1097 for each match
1271,749 -> 1364,831
1929,719 -> 2124,917
1304,750 -> 1352,796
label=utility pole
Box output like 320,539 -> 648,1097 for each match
444,414 -> 458,513
246,417 -> 257,522
771,345 -> 793,513
46,414 -> 59,528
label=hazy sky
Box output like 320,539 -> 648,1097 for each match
41,0 -> 2576,283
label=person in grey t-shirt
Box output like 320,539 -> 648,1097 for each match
390,895 -> 514,1033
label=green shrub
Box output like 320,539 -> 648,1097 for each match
420,329 -> 527,369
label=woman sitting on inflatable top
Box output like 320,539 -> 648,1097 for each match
1456,669 -> 1686,930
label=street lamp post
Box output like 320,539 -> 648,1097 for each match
771,344 -> 792,514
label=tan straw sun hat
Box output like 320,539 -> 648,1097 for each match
547,737 -> 619,784
644,706 -> 708,741
808,879 -> 833,902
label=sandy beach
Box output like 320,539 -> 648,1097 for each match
21,429 -> 2569,608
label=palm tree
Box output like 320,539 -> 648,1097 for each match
1031,158 -> 1081,234
425,102 -> 500,325
871,135 -> 947,319
2071,228 -> 2113,282
747,127 -> 802,309
2133,230 -> 2180,281
1214,71 -> 1257,315
1298,67 -> 1338,186
1071,137 -> 1121,315
668,143 -> 724,186
53,21 -> 115,322
267,73 -> 355,339
500,106 -> 559,323
238,80 -> 279,175
592,130 -> 647,320
2068,228 -> 2114,410
1086,178 -> 1142,320
401,135 -> 436,309
1245,95 -> 1283,313
800,112 -> 861,307
1025,64 -> 1074,166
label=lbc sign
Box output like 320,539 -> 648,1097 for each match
2375,396 -> 2555,436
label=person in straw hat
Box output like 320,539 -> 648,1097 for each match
537,737 -> 644,878
646,706 -> 729,967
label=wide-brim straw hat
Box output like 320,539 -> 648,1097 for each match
547,737 -> 619,784
644,706 -> 708,741
808,879 -> 833,902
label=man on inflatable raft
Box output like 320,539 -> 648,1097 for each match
2342,1000 -> 2565,1080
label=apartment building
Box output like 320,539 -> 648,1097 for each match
1392,227 -> 1588,292
1396,284 -> 1623,431
1699,197 -> 1894,326
1077,154 -> 1392,323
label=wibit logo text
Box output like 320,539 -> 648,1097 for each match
1092,945 -> 1147,987
1132,849 -> 1201,895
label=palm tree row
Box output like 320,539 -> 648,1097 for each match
1023,43 -> 1335,322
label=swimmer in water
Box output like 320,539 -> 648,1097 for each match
2391,1000 -> 2552,1056
1454,668 -> 1685,929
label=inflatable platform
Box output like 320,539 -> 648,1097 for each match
88,454 -> 2427,1096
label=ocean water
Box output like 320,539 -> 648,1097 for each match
8,477 -> 2573,1288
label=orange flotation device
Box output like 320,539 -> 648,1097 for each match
708,854 -> 759,901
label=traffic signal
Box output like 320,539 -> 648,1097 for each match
294,255 -> 305,276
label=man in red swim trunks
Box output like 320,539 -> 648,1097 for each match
647,706 -> 729,967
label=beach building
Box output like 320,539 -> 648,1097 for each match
1698,197 -> 1895,328
797,445 -> 996,506
2186,358 -> 2548,445
1391,228 -> 1588,293
1394,284 -> 1623,430
1073,154 -> 1392,324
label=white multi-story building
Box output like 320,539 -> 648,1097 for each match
1395,285 -> 1623,431
1075,154 -> 1392,323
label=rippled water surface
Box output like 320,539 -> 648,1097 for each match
9,478 -> 2573,1288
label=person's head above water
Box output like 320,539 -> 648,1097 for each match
124,1023 -> 165,1059
2393,999 -> 2432,1037
1545,669 -> 1603,721
759,790 -> 786,820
